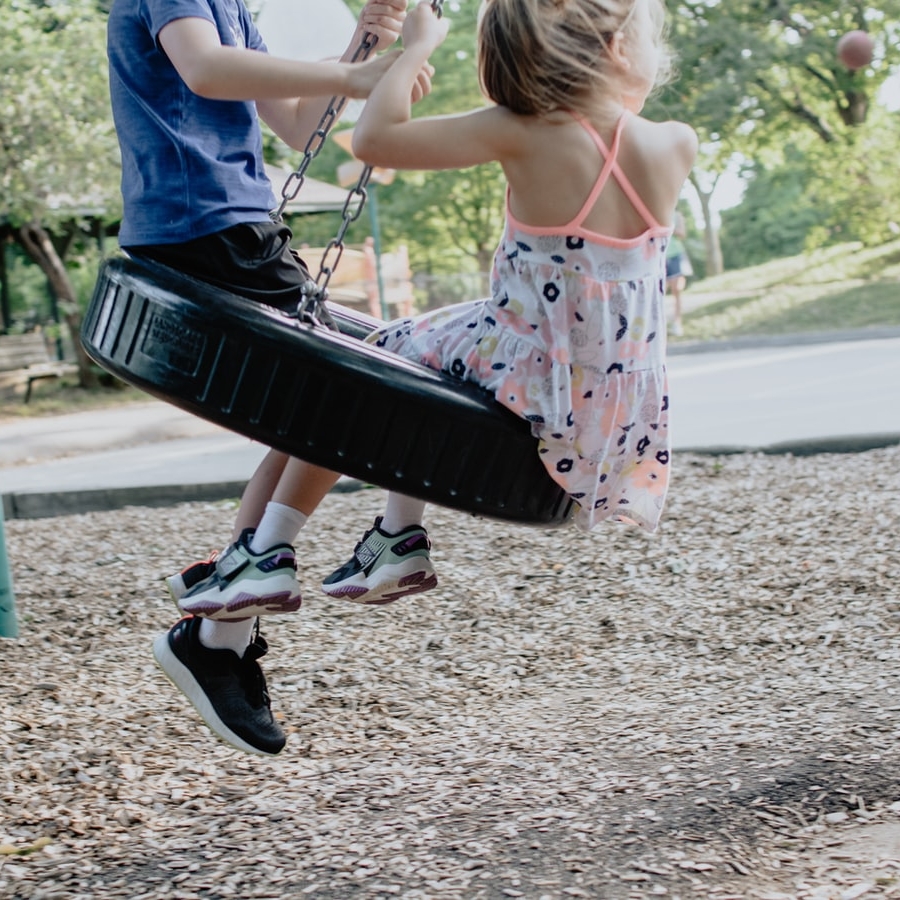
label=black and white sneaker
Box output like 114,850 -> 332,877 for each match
152,616 -> 287,756
165,550 -> 220,602
322,517 -> 437,605
177,528 -> 302,620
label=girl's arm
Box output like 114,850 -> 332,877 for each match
352,2 -> 516,171
258,0 -> 417,149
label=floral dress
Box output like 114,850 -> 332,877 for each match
368,112 -> 673,532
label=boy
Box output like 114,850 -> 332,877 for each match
108,0 -> 429,755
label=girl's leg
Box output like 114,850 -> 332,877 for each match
248,458 -> 341,552
322,491 -> 436,604
380,492 -> 427,534
179,458 -> 339,621
232,448 -> 289,538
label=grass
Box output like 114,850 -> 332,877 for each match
680,238 -> 900,342
0,377 -> 149,421
2,239 -> 899,416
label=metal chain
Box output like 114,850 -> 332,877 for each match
282,0 -> 445,329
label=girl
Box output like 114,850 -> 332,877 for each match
162,0 -> 697,754
321,0 -> 698,593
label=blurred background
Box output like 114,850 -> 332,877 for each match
1,0 -> 899,394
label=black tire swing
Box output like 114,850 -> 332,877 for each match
81,15 -> 575,527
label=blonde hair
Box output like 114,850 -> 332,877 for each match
477,0 -> 673,117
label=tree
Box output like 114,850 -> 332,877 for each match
648,0 -> 900,271
1,0 -> 120,383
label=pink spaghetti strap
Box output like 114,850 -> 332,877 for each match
570,111 -> 664,232
565,113 -> 623,229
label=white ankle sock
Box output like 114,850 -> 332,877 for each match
380,493 -> 427,535
199,617 -> 256,655
250,502 -> 308,553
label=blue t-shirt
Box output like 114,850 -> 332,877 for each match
108,0 -> 277,246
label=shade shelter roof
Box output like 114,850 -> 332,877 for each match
265,164 -> 350,215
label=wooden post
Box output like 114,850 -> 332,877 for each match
0,504 -> 18,638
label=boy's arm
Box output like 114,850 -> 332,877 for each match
258,0 -> 411,149
158,18 -> 374,101
158,7 -> 405,150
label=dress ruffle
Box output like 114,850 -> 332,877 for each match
368,225 -> 672,533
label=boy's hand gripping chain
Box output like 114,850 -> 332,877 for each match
277,0 -> 445,329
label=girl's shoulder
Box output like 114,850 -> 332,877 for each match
628,116 -> 698,169
616,117 -> 698,225
622,116 -> 699,181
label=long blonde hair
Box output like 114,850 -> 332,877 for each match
477,0 -> 673,117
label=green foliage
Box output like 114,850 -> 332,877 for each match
648,0 -> 900,271
3,245 -> 50,331
719,152 -> 819,269
1,0 -> 121,228
721,104 -> 900,267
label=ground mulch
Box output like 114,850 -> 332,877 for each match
2,446 -> 900,899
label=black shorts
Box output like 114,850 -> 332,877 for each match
125,221 -> 312,314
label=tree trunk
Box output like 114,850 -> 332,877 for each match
17,222 -> 99,388
688,173 -> 724,277
475,246 -> 493,296
838,90 -> 868,127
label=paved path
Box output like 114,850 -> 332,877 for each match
668,333 -> 900,452
2,332 -> 899,518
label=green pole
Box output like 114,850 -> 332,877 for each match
0,504 -> 18,639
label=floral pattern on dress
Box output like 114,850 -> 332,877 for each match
367,114 -> 673,532
368,222 -> 671,532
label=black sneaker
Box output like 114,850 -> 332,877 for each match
152,616 -> 287,756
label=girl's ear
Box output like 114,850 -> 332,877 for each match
607,31 -> 631,71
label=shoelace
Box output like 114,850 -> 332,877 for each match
239,621 -> 271,709
352,525 -> 379,562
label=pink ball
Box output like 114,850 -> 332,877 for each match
837,30 -> 874,71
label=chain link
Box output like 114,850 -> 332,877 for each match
282,0 -> 445,328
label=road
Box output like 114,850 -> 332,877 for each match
2,332 -> 899,517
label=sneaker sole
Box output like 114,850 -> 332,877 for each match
152,632 -> 280,757
323,568 -> 438,605
178,590 -> 302,620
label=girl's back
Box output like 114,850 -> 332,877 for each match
354,0 -> 699,533
500,109 -> 696,241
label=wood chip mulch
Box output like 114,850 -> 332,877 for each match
2,446 -> 900,899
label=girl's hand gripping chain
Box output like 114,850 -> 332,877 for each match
402,1 -> 450,54
355,0 -> 409,49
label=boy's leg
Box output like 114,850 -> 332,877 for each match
153,456 -> 336,756
322,492 -> 437,605
128,221 -> 312,313
153,614 -> 286,756
147,225 -> 317,756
